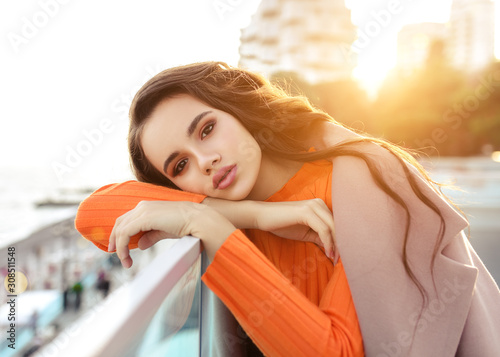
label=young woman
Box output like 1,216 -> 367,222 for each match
76,62 -> 500,356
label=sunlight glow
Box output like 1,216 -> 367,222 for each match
352,0 -> 499,97
352,59 -> 396,98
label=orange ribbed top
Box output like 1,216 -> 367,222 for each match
202,160 -> 364,356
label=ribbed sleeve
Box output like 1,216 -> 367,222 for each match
74,180 -> 205,251
202,229 -> 364,357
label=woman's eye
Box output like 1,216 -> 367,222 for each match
201,122 -> 215,139
173,159 -> 188,177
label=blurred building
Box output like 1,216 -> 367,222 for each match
396,0 -> 495,74
397,23 -> 448,75
238,0 -> 357,84
449,0 -> 496,71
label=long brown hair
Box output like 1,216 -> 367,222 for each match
129,61 -> 459,305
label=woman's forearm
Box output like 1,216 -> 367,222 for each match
201,197 -> 260,229
202,197 -> 336,258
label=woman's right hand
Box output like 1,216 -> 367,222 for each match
108,201 -> 236,268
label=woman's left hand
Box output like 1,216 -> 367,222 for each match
254,199 -> 338,262
203,198 -> 338,262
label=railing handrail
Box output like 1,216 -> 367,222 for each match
35,236 -> 201,357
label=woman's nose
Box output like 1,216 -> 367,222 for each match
199,153 -> 220,174
205,160 -> 218,174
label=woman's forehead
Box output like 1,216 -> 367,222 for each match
144,95 -> 210,134
140,95 -> 212,165
150,94 -> 211,121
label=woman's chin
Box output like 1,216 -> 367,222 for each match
215,186 -> 253,201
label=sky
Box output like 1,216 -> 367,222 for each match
1,0 -> 499,189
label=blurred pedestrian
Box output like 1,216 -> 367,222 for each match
96,269 -> 110,298
29,310 -> 38,335
62,285 -> 70,311
72,281 -> 83,311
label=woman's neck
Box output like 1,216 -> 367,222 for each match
245,153 -> 303,201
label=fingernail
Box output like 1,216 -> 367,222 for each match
122,257 -> 131,269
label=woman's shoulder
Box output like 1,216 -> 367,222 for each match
328,130 -> 469,239
324,124 -> 424,185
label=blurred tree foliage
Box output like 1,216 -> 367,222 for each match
270,71 -> 373,134
270,42 -> 500,157
373,40 -> 500,156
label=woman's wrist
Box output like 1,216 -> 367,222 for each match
201,197 -> 261,229
192,208 -> 237,261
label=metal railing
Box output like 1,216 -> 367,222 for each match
35,236 -> 202,357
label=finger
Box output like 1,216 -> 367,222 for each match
302,213 -> 334,257
121,256 -> 133,269
115,231 -> 132,269
138,234 -> 155,251
109,201 -> 148,252
309,201 -> 336,256
303,228 -> 323,247
115,213 -> 161,268
109,211 -> 132,252
110,206 -> 144,265
302,210 -> 334,255
114,216 -> 143,269
333,249 -> 340,266
108,220 -> 118,252
311,200 -> 336,240
138,230 -> 175,250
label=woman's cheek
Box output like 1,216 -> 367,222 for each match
183,175 -> 213,196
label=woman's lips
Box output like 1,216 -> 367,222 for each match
213,165 -> 237,189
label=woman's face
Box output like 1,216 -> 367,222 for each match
141,94 -> 262,200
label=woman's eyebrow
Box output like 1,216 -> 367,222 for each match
163,110 -> 213,173
163,151 -> 180,174
187,110 -> 212,137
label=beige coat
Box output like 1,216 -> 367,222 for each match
330,126 -> 500,356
